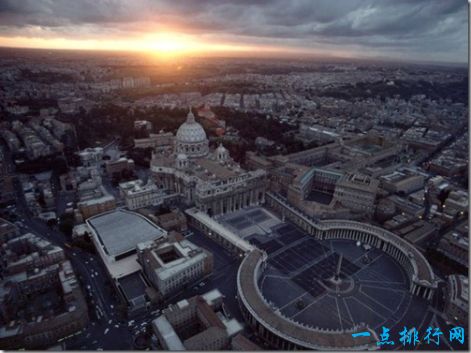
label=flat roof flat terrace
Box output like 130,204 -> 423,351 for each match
87,209 -> 166,257
216,207 -> 282,239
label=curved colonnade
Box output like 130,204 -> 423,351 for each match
265,192 -> 437,297
235,192 -> 438,350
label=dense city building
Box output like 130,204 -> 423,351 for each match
0,233 -> 88,349
0,218 -> 18,244
0,150 -> 15,206
78,147 -> 104,167
438,221 -> 469,269
105,157 -> 135,175
152,290 -> 243,350
444,274 -> 469,327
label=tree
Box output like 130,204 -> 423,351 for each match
72,232 -> 97,253
437,189 -> 451,206
51,156 -> 68,175
37,192 -> 46,207
59,213 -> 75,237
155,205 -> 171,216
47,218 -> 58,227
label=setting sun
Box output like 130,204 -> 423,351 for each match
147,33 -> 195,55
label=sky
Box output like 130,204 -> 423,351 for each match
0,0 -> 467,63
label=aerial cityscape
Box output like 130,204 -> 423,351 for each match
0,0 -> 468,351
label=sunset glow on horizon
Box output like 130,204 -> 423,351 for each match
0,33 -> 213,52
0,0 -> 466,63
0,33 -> 343,62
0,32 -> 301,59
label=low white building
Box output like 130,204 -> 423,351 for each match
444,190 -> 468,217
137,236 -> 213,297
334,173 -> 379,214
85,209 -> 166,279
119,179 -> 163,210
134,120 -> 153,131
298,123 -> 340,143
134,132 -> 174,150
78,147 -> 104,167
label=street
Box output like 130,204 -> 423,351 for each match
11,171 -> 135,349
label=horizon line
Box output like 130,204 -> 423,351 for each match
0,45 -> 467,68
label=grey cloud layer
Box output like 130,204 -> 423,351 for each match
0,0 -> 467,62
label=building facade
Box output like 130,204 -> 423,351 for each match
119,179 -> 163,210
0,234 -> 88,349
77,194 -> 116,219
379,170 -> 424,195
134,132 -> 174,150
155,209 -> 187,232
77,147 -> 103,167
334,173 -> 379,214
105,157 -> 135,175
137,236 -> 213,297
444,275 -> 469,327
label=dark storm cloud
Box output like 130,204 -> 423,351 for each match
0,0 -> 467,62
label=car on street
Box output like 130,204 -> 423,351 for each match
183,230 -> 193,237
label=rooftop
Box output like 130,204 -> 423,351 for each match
87,209 -> 166,257
117,271 -> 148,302
185,208 -> 254,253
195,158 -> 239,180
153,316 -> 185,350
380,170 -> 418,183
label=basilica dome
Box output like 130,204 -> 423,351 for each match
176,109 -> 207,143
175,108 -> 209,158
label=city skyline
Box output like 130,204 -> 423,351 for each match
0,0 -> 468,63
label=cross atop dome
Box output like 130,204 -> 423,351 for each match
186,106 -> 195,123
